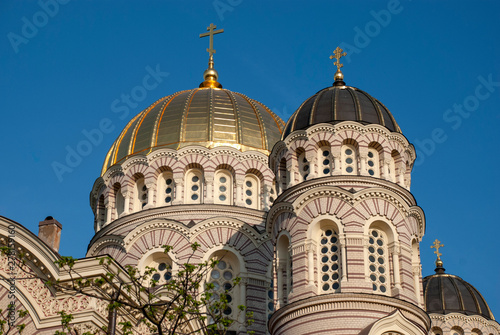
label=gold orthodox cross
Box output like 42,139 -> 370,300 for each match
430,239 -> 444,259
200,23 -> 224,58
330,46 -> 347,71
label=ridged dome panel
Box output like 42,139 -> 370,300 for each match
283,86 -> 401,138
102,88 -> 285,175
423,273 -> 494,320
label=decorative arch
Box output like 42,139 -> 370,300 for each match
368,310 -> 425,335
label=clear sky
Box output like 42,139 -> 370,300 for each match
1,0 -> 499,318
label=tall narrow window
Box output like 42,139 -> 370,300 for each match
320,147 -> 333,176
97,194 -> 105,229
297,151 -> 309,181
367,148 -> 380,177
276,235 -> 291,305
158,171 -> 175,206
341,144 -> 357,175
244,174 -> 259,209
134,177 -> 148,212
267,279 -> 274,323
185,169 -> 203,204
208,254 -> 239,320
115,185 -> 125,217
368,229 -> 389,294
215,170 -> 232,205
278,158 -> 287,192
319,229 -> 341,292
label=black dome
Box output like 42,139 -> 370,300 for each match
282,85 -> 401,139
423,272 -> 494,320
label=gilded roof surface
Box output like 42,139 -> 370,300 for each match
423,273 -> 494,320
102,87 -> 285,175
282,86 -> 401,139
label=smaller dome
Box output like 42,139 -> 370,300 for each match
423,272 -> 494,320
282,86 -> 401,139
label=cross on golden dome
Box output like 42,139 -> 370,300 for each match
199,23 -> 224,88
200,23 -> 224,59
330,46 -> 347,84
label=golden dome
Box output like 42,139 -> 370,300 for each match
102,87 -> 285,175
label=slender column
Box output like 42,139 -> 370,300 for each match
172,178 -> 183,205
383,159 -> 390,181
307,242 -> 315,285
205,174 -> 214,204
392,244 -> 402,290
277,264 -> 284,307
340,234 -> 347,282
122,191 -> 132,215
333,156 -> 341,175
143,181 -> 156,209
235,180 -> 245,207
413,265 -> 422,305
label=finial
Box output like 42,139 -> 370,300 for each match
330,46 -> 347,86
430,239 -> 445,274
199,23 -> 224,88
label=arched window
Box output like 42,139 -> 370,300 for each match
450,327 -> 464,335
430,327 -> 443,335
244,174 -> 259,209
278,158 -> 287,193
367,147 -> 380,177
276,235 -> 291,306
319,146 -> 333,176
208,251 -> 241,322
341,144 -> 357,175
297,150 -> 309,181
214,170 -> 232,205
97,194 -> 105,229
185,169 -> 203,204
319,228 -> 341,292
158,171 -> 175,206
113,183 -> 125,219
368,229 -> 390,294
471,329 -> 482,335
133,177 -> 148,212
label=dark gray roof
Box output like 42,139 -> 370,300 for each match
282,86 -> 401,139
423,273 -> 494,320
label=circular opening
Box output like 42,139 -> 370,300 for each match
219,186 -> 226,192
166,178 -> 172,185
368,152 -> 374,158
321,238 -> 328,245
246,199 -> 252,205
192,176 -> 199,182
166,187 -> 172,194
323,150 -> 329,157
325,230 -> 332,236
165,196 -> 172,203
346,158 -> 353,164
368,160 -> 374,167
219,195 -> 226,201
164,272 -> 172,281
142,185 -> 147,191
191,194 -> 198,200
331,264 -> 338,271
330,236 -> 337,243
323,159 -> 330,165
303,165 -> 309,171
321,247 -> 328,254
323,168 -> 330,174
152,273 -> 161,281
322,265 -> 329,272
223,271 -> 233,280
246,190 -> 252,196
345,149 -> 352,155
377,239 -> 383,246
191,185 -> 199,191
368,169 -> 375,176
211,270 -> 220,279
322,274 -> 329,281
331,254 -> 338,262
246,181 -> 252,187
322,283 -> 330,291
158,263 -> 167,271
371,230 -> 378,237
217,261 -> 226,270
220,176 -> 226,183
331,245 -> 338,252
346,167 -> 353,173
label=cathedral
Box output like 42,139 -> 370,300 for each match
0,25 -> 498,335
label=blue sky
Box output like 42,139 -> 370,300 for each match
1,0 -> 499,317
